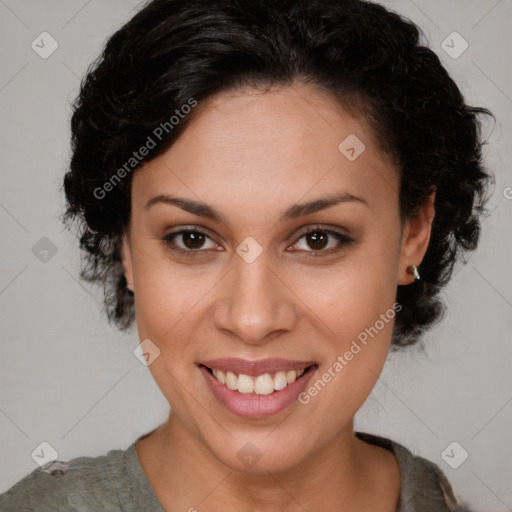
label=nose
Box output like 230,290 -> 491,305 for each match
213,249 -> 298,345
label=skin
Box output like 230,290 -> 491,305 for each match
121,82 -> 435,511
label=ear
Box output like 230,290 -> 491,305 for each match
397,189 -> 436,285
120,229 -> 134,292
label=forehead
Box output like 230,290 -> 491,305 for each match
131,84 -> 399,221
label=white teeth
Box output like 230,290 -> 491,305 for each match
226,371 -> 238,391
274,371 -> 288,390
254,374 -> 274,395
237,373 -> 254,394
210,367 -> 309,395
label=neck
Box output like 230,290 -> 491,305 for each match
136,414 -> 399,511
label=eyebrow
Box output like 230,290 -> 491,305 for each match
145,192 -> 368,225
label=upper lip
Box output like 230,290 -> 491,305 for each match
199,358 -> 317,376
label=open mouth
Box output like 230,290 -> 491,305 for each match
201,364 -> 317,396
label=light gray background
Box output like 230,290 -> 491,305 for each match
0,0 -> 511,509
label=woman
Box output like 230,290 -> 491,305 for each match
0,0 -> 494,510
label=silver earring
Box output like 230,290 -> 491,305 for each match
407,265 -> 420,282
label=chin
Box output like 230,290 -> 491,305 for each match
201,428 -> 317,475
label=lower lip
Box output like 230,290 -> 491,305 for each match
199,365 -> 317,419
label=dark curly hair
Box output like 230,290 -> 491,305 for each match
61,0 -> 495,348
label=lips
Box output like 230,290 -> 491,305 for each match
198,358 -> 318,418
200,357 -> 316,376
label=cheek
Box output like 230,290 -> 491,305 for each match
299,242 -> 399,384
299,240 -> 399,347
131,237 -> 205,333
131,263 -> 207,419
295,251 -> 400,420
307,273 -> 397,387
129,245 -> 203,380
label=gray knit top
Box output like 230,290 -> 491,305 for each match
0,431 -> 476,511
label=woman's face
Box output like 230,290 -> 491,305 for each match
121,83 -> 433,473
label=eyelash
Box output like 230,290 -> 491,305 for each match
161,225 -> 355,259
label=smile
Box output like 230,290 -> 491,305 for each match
207,366 -> 307,395
198,358 -> 318,418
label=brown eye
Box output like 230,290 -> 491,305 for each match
290,227 -> 355,258
305,231 -> 329,250
162,228 -> 217,256
161,225 -> 354,259
180,231 -> 207,250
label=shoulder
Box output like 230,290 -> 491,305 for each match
355,431 -> 478,512
0,447 -> 129,512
